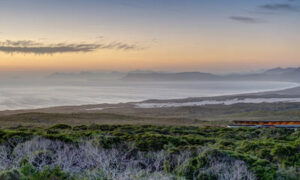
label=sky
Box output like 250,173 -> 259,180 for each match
0,0 -> 299,74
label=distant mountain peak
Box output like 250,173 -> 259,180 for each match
123,71 -> 219,81
264,67 -> 297,74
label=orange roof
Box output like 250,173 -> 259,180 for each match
233,121 -> 300,125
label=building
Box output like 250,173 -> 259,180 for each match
228,120 -> 300,128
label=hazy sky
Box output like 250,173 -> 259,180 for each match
0,0 -> 299,73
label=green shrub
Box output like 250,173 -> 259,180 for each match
49,124 -> 72,130
20,163 -> 71,180
1,124 -> 300,179
73,125 -> 88,131
135,134 -> 169,151
271,144 -> 297,166
0,169 -> 22,180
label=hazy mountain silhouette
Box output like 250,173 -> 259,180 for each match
123,72 -> 220,81
47,71 -> 126,80
122,67 -> 300,82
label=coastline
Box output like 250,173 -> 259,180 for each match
0,83 -> 299,115
1,84 -> 300,127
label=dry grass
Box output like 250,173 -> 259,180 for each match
0,112 -> 226,128
1,102 -> 300,128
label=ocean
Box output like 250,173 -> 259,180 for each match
0,80 -> 297,110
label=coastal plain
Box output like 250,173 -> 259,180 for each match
1,86 -> 300,128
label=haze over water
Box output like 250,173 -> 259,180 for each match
0,80 -> 297,110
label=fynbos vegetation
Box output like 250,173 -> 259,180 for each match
0,125 -> 299,179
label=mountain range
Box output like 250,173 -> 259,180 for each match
122,67 -> 300,82
46,67 -> 300,82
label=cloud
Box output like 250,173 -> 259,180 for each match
229,16 -> 265,23
259,3 -> 299,11
0,40 -> 139,54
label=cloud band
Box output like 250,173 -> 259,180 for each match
0,40 -> 139,54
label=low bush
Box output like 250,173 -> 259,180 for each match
0,124 -> 299,179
